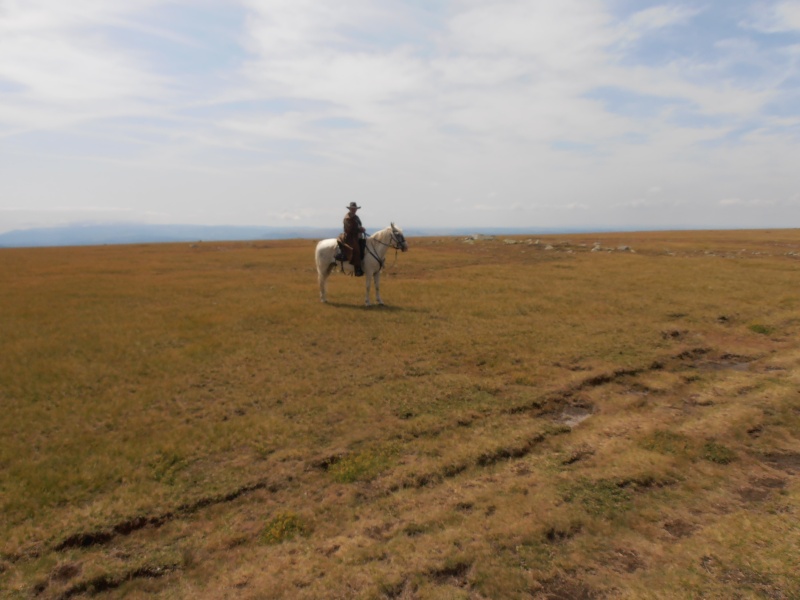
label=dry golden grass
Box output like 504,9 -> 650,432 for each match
1,229 -> 799,599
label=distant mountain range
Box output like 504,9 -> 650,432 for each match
0,223 -> 594,248
0,224 -> 342,248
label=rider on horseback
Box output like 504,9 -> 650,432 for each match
339,202 -> 366,276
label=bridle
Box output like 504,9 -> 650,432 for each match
365,224 -> 407,270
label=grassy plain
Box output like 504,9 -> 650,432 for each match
1,229 -> 799,599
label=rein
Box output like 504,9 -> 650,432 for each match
365,231 -> 405,271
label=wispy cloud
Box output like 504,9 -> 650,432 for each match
746,1 -> 800,33
0,2 -> 169,129
1,1 -> 799,234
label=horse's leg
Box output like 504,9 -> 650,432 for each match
318,269 -> 326,302
374,271 -> 383,305
318,263 -> 333,302
364,270 -> 372,306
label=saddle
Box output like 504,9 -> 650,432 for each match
335,236 -> 366,266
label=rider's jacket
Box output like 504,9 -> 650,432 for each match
343,213 -> 363,247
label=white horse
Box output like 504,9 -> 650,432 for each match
315,223 -> 408,305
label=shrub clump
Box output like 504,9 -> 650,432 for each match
702,442 -> 736,465
262,512 -> 308,545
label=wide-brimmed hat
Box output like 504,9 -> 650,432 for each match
346,202 -> 361,209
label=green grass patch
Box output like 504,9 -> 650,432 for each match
328,448 -> 395,483
640,429 -> 693,456
702,441 -> 737,464
150,451 -> 188,485
261,512 -> 308,545
562,478 -> 634,517
748,323 -> 774,335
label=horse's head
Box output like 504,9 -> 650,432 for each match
390,222 -> 408,252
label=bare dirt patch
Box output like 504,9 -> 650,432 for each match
761,452 -> 800,474
737,487 -> 772,503
428,561 -> 472,587
51,561 -> 82,583
753,477 -> 787,489
738,477 -> 787,503
561,444 -> 595,466
664,519 -> 698,539
544,523 -> 582,544
534,575 -> 599,600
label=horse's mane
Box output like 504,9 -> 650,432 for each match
370,224 -> 402,243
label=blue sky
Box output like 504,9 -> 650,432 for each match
1,0 -> 799,234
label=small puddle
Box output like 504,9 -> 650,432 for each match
559,406 -> 593,428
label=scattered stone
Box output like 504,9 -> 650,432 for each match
545,245 -> 554,250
